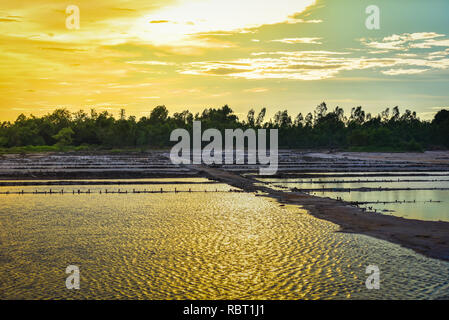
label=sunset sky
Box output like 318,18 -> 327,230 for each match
1,0 -> 448,121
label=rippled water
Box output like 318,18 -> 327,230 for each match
260,173 -> 449,222
1,187 -> 449,299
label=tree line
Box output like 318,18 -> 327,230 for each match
0,103 -> 448,151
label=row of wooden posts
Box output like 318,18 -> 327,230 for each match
0,188 -> 243,195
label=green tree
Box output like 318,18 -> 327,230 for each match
53,127 -> 74,146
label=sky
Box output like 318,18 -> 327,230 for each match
0,0 -> 448,121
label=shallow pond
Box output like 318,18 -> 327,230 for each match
259,173 -> 449,222
1,183 -> 448,299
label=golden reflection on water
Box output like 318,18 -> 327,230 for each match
0,189 -> 448,299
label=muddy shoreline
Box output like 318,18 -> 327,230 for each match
1,150 -> 449,179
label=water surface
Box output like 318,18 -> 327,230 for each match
1,185 -> 448,299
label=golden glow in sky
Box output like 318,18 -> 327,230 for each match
0,0 -> 448,121
132,0 -> 316,46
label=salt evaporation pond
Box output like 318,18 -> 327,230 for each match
259,172 -> 449,222
1,179 -> 449,299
